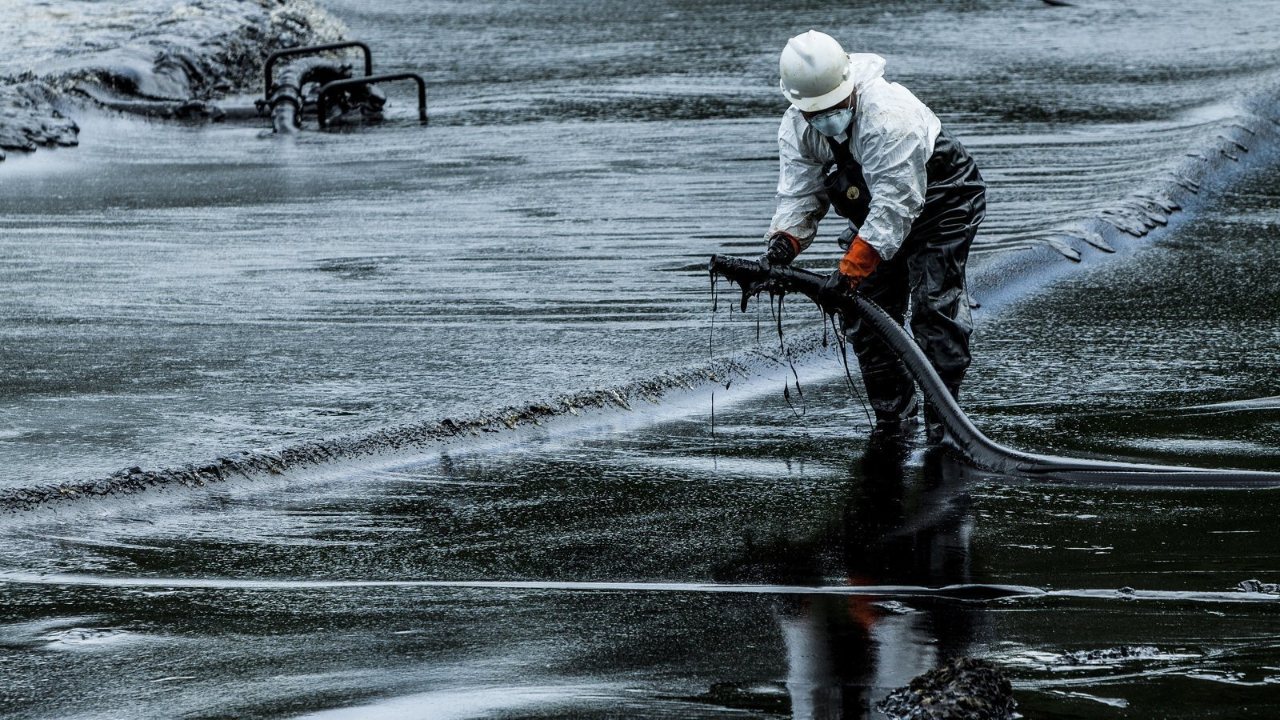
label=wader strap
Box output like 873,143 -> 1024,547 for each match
823,133 -> 858,173
821,133 -> 871,226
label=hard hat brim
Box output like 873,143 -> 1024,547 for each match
780,65 -> 858,113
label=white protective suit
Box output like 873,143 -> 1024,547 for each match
767,54 -> 942,262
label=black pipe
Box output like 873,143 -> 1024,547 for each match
265,59 -> 352,134
264,42 -> 373,102
316,73 -> 428,127
708,254 -> 1280,486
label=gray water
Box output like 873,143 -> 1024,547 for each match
2,0 -> 1279,717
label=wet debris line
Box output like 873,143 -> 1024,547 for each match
709,255 -> 1280,486
0,0 -> 347,159
0,345 -> 828,512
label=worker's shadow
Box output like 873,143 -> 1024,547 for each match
704,435 -> 984,718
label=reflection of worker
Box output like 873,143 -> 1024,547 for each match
761,31 -> 986,440
709,436 -> 980,717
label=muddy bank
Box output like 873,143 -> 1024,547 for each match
0,0 -> 345,158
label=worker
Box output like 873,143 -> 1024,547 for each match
761,30 -> 986,440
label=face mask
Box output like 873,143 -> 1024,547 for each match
808,107 -> 853,138
808,95 -> 854,138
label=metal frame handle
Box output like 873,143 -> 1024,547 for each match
264,41 -> 373,100
317,73 -> 428,127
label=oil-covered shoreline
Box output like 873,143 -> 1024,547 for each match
0,0 -> 344,159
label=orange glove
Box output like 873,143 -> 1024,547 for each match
837,236 -> 881,289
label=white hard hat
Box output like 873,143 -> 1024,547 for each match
779,30 -> 855,112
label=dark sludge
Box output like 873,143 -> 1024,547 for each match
709,254 -> 1280,487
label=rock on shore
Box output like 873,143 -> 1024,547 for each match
877,658 -> 1017,720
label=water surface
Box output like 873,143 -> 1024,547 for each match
2,0 -> 1279,717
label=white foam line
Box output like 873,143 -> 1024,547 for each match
0,572 -> 1034,596
30,534 -> 176,553
1047,589 -> 1280,603
291,683 -> 618,720
4,572 -> 1275,604
1180,396 -> 1280,412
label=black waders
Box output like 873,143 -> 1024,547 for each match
832,130 -> 986,439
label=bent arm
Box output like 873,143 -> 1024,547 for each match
856,110 -> 932,261
766,119 -> 830,254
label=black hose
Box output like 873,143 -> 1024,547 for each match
709,255 -> 1280,486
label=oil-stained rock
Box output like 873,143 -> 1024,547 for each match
1236,578 -> 1280,594
0,84 -> 78,152
877,657 -> 1016,720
